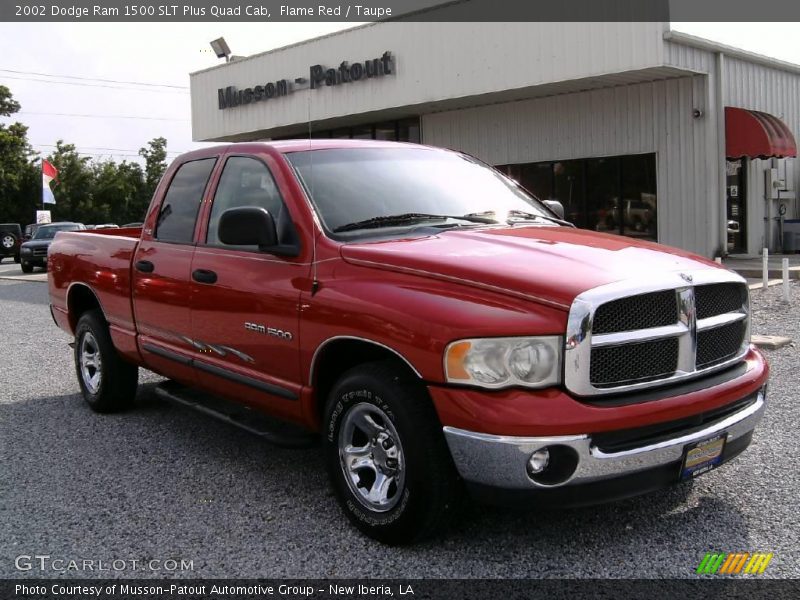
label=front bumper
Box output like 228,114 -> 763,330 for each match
21,255 -> 46,266
444,387 -> 766,505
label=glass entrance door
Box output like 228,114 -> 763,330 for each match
726,160 -> 747,254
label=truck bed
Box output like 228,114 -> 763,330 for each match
48,228 -> 141,348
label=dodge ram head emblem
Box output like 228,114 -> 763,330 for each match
680,272 -> 693,284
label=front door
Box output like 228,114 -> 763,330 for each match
189,154 -> 307,422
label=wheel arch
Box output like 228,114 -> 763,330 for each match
309,336 -> 423,424
66,283 -> 107,333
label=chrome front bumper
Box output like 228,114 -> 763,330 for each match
443,389 -> 766,490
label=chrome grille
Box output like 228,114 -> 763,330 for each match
592,290 -> 677,334
32,248 -> 47,257
697,320 -> 747,368
590,337 -> 679,387
565,270 -> 750,397
696,282 -> 748,320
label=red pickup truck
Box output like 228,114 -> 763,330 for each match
49,140 -> 768,544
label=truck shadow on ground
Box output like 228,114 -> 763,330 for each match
0,387 -> 754,578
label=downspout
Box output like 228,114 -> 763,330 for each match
715,51 -> 728,257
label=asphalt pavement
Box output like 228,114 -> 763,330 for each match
0,260 -> 797,579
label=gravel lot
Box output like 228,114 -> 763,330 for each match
0,267 -> 798,579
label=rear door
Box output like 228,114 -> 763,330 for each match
132,156 -> 218,382
188,153 -> 307,421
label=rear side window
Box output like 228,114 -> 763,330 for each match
155,158 -> 216,243
206,156 -> 287,247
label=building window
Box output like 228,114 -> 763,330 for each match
498,153 -> 657,242
274,118 -> 420,143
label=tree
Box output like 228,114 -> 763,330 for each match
0,85 -> 21,117
1,86 -> 170,226
91,159 -> 146,224
0,86 -> 39,225
139,137 -> 168,201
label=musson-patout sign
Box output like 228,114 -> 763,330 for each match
217,51 -> 394,110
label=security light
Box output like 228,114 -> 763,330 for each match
210,37 -> 232,61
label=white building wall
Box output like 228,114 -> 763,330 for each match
665,38 -> 800,254
422,77 -> 719,257
723,57 -> 800,254
191,21 -> 668,141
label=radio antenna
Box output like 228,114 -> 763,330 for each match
308,93 -> 320,296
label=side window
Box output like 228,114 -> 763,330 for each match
155,158 -> 216,243
206,156 -> 289,248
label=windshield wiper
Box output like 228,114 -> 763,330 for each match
505,209 -> 575,228
333,212 -> 498,233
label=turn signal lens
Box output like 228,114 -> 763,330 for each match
444,336 -> 561,389
445,341 -> 472,380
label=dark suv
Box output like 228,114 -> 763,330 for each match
0,223 -> 22,263
19,222 -> 85,273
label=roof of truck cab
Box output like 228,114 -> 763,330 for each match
178,139 -> 437,161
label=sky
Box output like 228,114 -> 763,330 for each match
1,21 -> 799,167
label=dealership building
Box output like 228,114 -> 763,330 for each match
189,22 -> 799,258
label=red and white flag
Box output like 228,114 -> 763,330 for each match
42,159 -> 58,205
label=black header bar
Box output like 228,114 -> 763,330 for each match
3,579 -> 800,600
5,0 -> 800,22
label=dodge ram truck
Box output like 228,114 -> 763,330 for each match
48,140 -> 769,544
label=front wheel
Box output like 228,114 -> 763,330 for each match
323,361 -> 461,545
20,261 -> 33,273
74,309 -> 139,412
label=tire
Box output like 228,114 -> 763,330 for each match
14,254 -> 20,264
1,233 -> 16,254
20,261 -> 33,274
323,361 -> 461,545
74,309 -> 138,413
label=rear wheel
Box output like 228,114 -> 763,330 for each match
1,233 -> 16,254
323,361 -> 461,545
74,309 -> 138,412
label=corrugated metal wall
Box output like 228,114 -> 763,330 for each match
422,77 -> 718,257
723,57 -> 800,253
643,40 -> 800,255
191,22 -> 667,141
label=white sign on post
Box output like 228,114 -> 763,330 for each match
36,211 -> 52,224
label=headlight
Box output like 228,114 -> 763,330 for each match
444,336 -> 561,389
21,247 -> 32,254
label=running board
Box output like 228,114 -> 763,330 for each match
154,381 -> 317,449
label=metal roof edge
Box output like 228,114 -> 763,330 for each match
665,30 -> 800,76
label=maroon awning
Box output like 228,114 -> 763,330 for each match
725,107 -> 797,159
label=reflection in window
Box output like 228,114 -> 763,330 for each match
155,158 -> 216,244
206,156 -> 285,247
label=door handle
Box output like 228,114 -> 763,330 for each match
192,269 -> 218,284
135,260 -> 154,273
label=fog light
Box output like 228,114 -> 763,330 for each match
526,448 -> 550,476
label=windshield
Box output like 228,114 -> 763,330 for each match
286,148 -> 551,237
33,224 -> 81,240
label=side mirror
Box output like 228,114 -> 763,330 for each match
218,207 -> 278,249
543,200 -> 565,220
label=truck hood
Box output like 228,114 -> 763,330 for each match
340,226 -> 723,310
